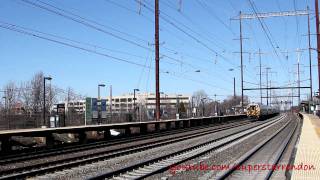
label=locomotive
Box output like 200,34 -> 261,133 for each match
246,103 -> 279,120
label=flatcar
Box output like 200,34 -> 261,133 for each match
246,103 -> 279,120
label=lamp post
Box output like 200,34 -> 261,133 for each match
176,94 -> 182,119
229,68 -> 236,98
2,96 -> 6,112
98,84 -> 106,124
133,89 -> 139,111
191,96 -> 195,117
2,95 -> 8,129
201,98 -> 206,117
133,88 -> 139,120
43,76 -> 52,127
217,100 -> 221,116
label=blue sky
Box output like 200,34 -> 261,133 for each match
0,0 -> 316,104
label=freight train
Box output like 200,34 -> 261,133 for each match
246,103 -> 279,120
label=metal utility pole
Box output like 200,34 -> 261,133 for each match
265,68 -> 271,106
296,50 -> 302,104
269,80 -> 272,105
298,62 -> 301,104
231,9 -> 309,105
316,0 -> 320,95
293,49 -> 304,104
239,11 -> 244,110
254,50 -> 266,104
307,6 -> 313,100
233,77 -> 236,97
214,94 -> 217,115
258,49 -> 263,104
155,0 -> 160,120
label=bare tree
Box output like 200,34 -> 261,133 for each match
19,81 -> 33,114
192,90 -> 209,116
28,71 -> 57,114
4,82 -> 18,113
30,72 -> 43,113
46,83 -> 57,113
192,90 -> 209,107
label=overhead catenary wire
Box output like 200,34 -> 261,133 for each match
195,0 -> 237,36
135,0 -> 237,67
0,22 -> 231,91
136,0 -> 263,84
247,0 -> 291,79
20,0 -> 237,84
105,0 -> 241,81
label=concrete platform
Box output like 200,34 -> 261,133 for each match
291,113 -> 320,180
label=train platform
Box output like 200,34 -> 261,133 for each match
291,113 -> 320,180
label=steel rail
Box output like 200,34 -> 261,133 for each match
0,119 -> 254,179
215,114 -> 297,180
88,115 -> 286,180
0,119 -> 249,164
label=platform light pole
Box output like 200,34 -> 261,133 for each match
98,84 -> 106,124
109,85 -> 112,123
176,94 -> 182,119
2,96 -> 6,113
43,76 -> 52,127
201,98 -> 206,117
228,68 -> 236,98
133,88 -> 139,119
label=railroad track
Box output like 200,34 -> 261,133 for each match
0,118 -> 254,179
72,114 -> 287,180
0,118 -> 249,164
214,113 -> 299,180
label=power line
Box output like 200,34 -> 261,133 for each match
24,0 -> 238,82
21,0 -> 217,77
0,22 -> 230,91
112,0 -> 238,78
135,0 -> 238,68
20,0 -> 151,51
247,0 -> 292,77
195,0 -> 236,36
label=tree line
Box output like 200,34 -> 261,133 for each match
1,71 -> 83,116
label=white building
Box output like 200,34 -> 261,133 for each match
57,93 -> 191,116
107,93 -> 191,113
53,100 -> 86,114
